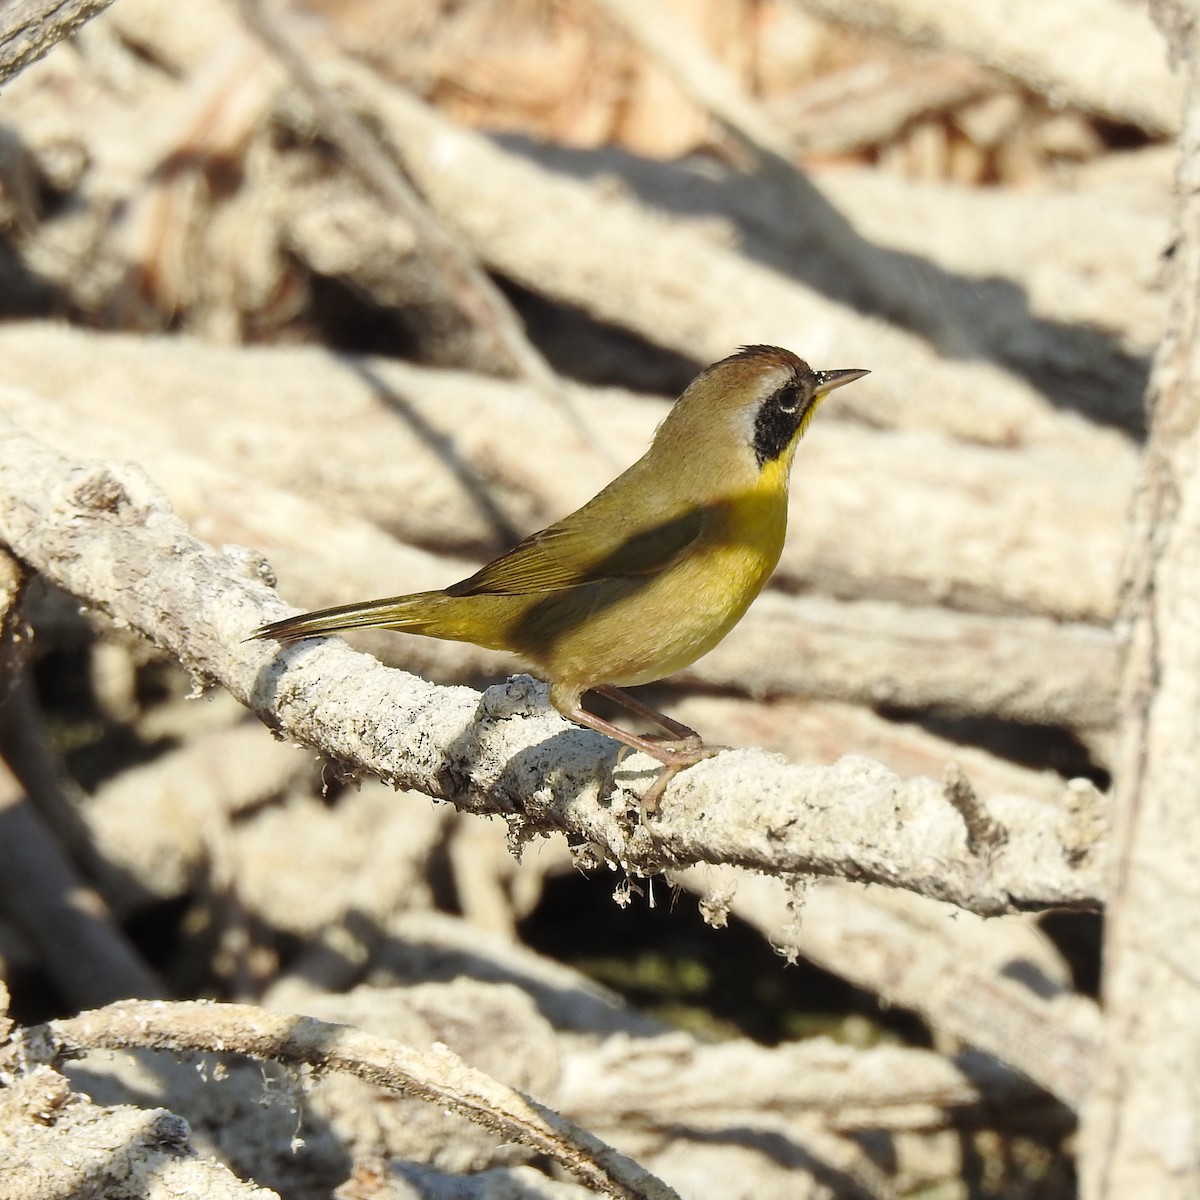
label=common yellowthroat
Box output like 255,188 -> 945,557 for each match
252,346 -> 867,806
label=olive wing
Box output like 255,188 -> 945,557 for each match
446,506 -> 708,597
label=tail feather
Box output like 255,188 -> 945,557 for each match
250,592 -> 446,644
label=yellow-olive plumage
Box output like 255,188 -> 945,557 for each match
252,346 -> 867,804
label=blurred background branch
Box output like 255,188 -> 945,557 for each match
0,0 -> 1182,1196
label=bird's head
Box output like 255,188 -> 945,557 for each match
658,345 -> 868,484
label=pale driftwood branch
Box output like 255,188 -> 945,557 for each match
559,1033 -> 1050,1131
1,322 -> 1132,628
772,57 -> 995,156
593,0 -> 973,353
341,909 -> 665,1040
336,57 -> 1101,448
679,869 -> 1101,1108
816,167 -> 1168,361
0,415 -> 1104,914
84,721 -> 317,915
1079,7 -> 1200,1195
0,756 -> 163,1007
690,592 -> 1117,730
0,0 -> 116,87
0,1069 -> 280,1200
17,999 -> 680,1200
234,0 -> 559,396
796,0 -> 1180,135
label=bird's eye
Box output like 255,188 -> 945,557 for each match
776,384 -> 800,414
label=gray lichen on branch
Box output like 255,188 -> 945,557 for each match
0,407 -> 1104,916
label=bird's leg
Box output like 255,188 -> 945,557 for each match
591,684 -> 706,750
551,683 -> 717,812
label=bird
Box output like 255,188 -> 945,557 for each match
251,345 -> 868,807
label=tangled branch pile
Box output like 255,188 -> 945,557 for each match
0,1 -> 1182,1198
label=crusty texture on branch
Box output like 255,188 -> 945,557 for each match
0,1067 -> 280,1200
0,0 -> 117,86
667,692 -> 1075,802
796,0 -> 1180,135
0,413 -> 1103,914
14,999 -> 680,1200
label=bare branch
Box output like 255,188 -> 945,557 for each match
678,869 -> 1101,1107
0,755 -> 163,1006
1079,7 -> 1200,1194
796,0 -> 1180,135
17,998 -> 681,1200
0,414 -> 1105,914
334,55 -> 1107,447
593,0 -> 974,353
0,0 -> 116,87
0,1069 -> 280,1200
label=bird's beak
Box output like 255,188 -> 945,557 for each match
813,368 -> 870,395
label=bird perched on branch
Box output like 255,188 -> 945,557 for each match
252,345 -> 867,806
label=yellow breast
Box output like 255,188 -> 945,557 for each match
537,479 -> 790,691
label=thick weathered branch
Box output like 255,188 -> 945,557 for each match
796,0 -> 1179,135
15,999 -> 679,1200
559,1032 -> 1052,1130
1079,4 -> 1200,1195
0,756 -> 163,1007
0,0 -> 116,86
0,415 -> 1104,914
2,322 -> 1132,629
336,57 -> 1105,447
0,1069 -> 280,1200
678,868 -> 1100,1107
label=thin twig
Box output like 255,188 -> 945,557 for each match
942,760 -> 1009,857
